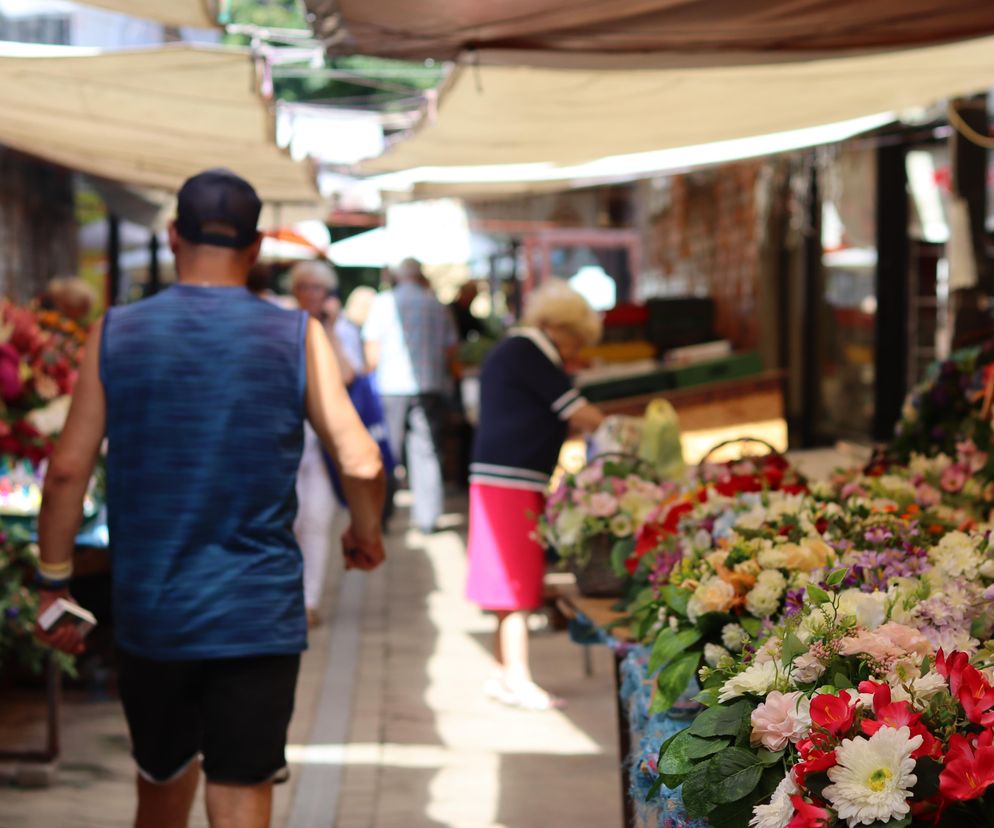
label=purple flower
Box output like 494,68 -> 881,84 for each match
863,527 -> 893,544
783,589 -> 806,616
4,606 -> 18,620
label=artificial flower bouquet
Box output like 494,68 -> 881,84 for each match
537,454 -> 676,569
655,568 -> 994,828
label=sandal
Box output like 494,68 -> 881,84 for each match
484,675 -> 515,705
502,680 -> 566,712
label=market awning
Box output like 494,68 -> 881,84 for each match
0,42 -> 317,204
366,36 -> 994,171
72,0 -> 219,29
306,0 -> 994,61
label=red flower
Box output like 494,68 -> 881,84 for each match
939,731 -> 994,802
0,343 -> 23,402
810,691 -> 856,737
786,795 -> 831,828
937,650 -> 994,726
793,746 -> 837,787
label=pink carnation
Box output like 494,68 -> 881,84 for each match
588,492 -> 619,518
915,483 -> 942,507
750,691 -> 811,751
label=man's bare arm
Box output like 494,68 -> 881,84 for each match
35,318 -> 107,653
305,318 -> 386,569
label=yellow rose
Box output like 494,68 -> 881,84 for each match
784,536 -> 833,571
687,576 -> 736,621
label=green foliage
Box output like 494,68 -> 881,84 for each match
0,524 -> 75,676
688,700 -> 753,738
647,627 -> 702,675
651,651 -> 700,714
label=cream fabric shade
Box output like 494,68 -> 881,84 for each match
368,36 -> 994,170
0,43 -> 316,203
74,0 -> 219,29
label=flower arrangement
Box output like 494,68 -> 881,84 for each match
655,566 -> 994,828
537,455 -> 676,567
0,300 -> 85,465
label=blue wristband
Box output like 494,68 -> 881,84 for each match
33,572 -> 71,591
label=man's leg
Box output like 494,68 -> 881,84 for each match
135,761 -> 200,828
205,782 -> 272,828
406,393 -> 446,532
201,654 -> 299,828
380,395 -> 409,473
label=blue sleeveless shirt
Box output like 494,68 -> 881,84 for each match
100,285 -> 309,660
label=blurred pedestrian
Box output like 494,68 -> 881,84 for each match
34,169 -> 385,828
363,258 -> 456,533
449,281 -> 484,341
466,280 -> 604,710
289,259 -> 355,627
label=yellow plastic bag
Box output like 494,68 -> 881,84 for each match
638,399 -> 685,479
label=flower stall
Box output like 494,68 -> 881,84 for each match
544,342 -> 994,828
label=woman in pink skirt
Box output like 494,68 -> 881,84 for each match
466,281 -> 604,710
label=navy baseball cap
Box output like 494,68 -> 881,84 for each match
175,168 -> 262,249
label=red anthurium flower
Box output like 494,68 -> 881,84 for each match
939,732 -> 994,802
810,691 -> 856,737
787,796 -> 831,828
911,796 -> 946,825
936,650 -> 971,697
634,524 -> 664,558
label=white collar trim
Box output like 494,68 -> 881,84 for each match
509,327 -> 562,366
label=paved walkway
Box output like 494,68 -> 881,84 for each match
0,496 -> 621,828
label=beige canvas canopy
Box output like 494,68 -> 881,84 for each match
366,36 -> 994,171
73,0 -> 219,29
306,0 -> 994,61
0,42 -> 316,204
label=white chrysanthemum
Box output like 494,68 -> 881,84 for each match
749,774 -> 798,828
722,623 -> 750,652
735,505 -> 768,530
554,508 -> 586,548
758,541 -> 789,569
877,475 -> 917,499
746,570 -> 787,618
929,531 -> 981,580
704,643 -> 731,667
823,726 -> 921,827
718,659 -> 781,702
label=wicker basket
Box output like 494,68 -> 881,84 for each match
571,533 -> 626,597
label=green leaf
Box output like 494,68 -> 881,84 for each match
689,700 -> 753,738
645,773 -> 666,802
648,626 -> 702,675
826,568 -> 848,586
610,537 -> 635,575
706,747 -> 764,804
680,761 -> 718,818
659,584 -> 691,617
781,632 -> 807,667
655,651 -> 701,712
692,687 -> 720,707
806,584 -> 831,605
657,729 -> 729,776
740,617 -> 761,637
833,671 -> 853,690
755,748 -> 785,766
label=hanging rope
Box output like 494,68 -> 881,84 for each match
946,101 -> 994,149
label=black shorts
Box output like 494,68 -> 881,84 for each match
117,649 -> 300,786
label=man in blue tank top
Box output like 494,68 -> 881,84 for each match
33,169 -> 386,828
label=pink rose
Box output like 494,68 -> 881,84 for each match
588,492 -> 619,518
838,629 -> 903,662
576,464 -> 604,486
0,344 -> 23,402
611,478 -> 626,496
750,691 -> 811,751
941,464 -> 967,494
874,623 -> 933,659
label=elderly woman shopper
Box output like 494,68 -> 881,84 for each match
289,260 -> 354,626
466,280 -> 605,710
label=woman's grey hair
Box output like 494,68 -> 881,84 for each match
288,259 -> 338,293
521,279 -> 602,347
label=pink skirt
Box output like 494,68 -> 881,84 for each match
465,482 -> 546,611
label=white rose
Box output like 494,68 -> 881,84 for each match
837,589 -> 888,630
790,652 -> 826,684
554,508 -> 586,548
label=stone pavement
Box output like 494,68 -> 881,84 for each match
0,495 -> 622,828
